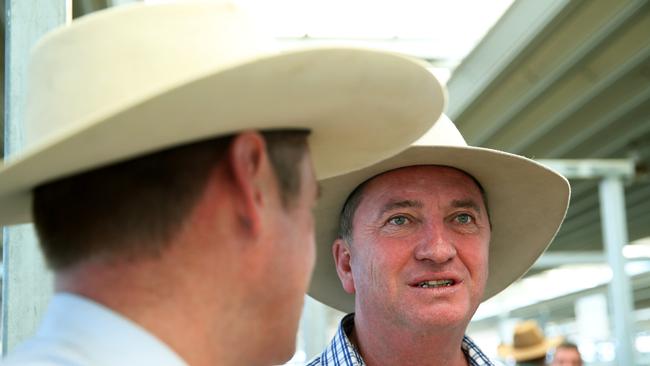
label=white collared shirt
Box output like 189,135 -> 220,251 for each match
1,293 -> 187,366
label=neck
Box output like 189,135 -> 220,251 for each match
351,311 -> 469,366
55,242 -> 261,366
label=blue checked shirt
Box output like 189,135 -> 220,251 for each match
306,313 -> 495,366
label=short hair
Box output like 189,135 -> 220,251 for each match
33,130 -> 309,271
338,166 -> 490,243
555,342 -> 581,358
556,342 -> 579,352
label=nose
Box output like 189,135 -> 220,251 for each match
414,225 -> 456,264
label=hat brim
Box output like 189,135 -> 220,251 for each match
309,145 -> 570,312
0,48 -> 445,225
497,336 -> 564,361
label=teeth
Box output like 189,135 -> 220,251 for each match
418,279 -> 454,288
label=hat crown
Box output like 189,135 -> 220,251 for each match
25,1 -> 273,153
412,114 -> 467,147
513,321 -> 546,348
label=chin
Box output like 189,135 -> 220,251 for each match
412,306 -> 472,328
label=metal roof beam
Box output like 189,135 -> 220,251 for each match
507,45 -> 650,154
466,1 -> 647,147
555,182 -> 650,237
536,159 -> 635,179
446,0 -> 572,119
553,196 -> 650,251
568,111 -> 650,159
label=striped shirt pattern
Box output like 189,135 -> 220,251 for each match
306,313 -> 494,366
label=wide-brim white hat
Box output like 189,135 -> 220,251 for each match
309,115 -> 570,312
0,1 -> 446,225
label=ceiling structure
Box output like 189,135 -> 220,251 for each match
448,0 -> 650,259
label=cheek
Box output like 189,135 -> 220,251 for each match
459,238 -> 489,274
352,250 -> 397,291
477,248 -> 490,277
350,252 -> 374,292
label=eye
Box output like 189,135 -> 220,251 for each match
388,215 -> 410,226
454,213 -> 473,224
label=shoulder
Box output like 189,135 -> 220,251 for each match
1,336 -> 93,366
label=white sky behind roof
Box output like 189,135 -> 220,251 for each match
240,0 -> 515,83
143,0 -> 515,83
255,0 -> 513,39
140,0 -> 514,83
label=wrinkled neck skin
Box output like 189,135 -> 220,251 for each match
352,310 -> 470,366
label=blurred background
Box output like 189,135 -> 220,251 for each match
2,0 -> 650,365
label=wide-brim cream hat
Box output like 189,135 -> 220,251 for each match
309,115 -> 570,312
0,1 -> 446,225
497,320 -> 563,361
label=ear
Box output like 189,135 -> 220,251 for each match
227,131 -> 272,237
333,238 -> 355,294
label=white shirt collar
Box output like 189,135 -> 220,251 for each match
37,293 -> 188,366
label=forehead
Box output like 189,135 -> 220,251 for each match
556,347 -> 580,356
361,165 -> 482,199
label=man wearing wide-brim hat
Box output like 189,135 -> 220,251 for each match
0,2 -> 446,365
498,320 -> 564,365
307,116 -> 570,365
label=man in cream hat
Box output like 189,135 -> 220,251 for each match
0,2 -> 445,365
498,320 -> 563,365
307,116 -> 570,365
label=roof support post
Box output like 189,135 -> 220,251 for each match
2,0 -> 69,354
538,159 -> 637,364
599,177 -> 636,365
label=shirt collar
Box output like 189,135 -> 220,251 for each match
313,313 -> 494,366
310,313 -> 363,365
37,293 -> 188,366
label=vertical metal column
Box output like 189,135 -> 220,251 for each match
2,0 -> 69,354
599,177 -> 636,365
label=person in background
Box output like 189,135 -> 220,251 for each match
0,2 -> 445,365
498,320 -> 564,366
307,116 -> 570,366
551,342 -> 582,366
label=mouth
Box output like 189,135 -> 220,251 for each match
414,279 -> 455,288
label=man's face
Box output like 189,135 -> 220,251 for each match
341,165 -> 490,331
552,347 -> 582,366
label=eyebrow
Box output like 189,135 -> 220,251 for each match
377,199 -> 423,219
451,199 -> 482,213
